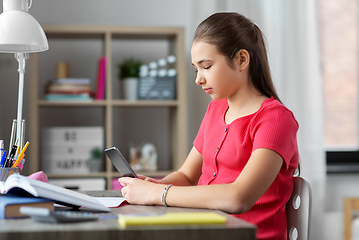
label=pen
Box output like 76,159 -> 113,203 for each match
0,150 -> 6,168
16,145 -> 20,157
0,140 -> 4,161
9,139 -> 19,159
4,157 -> 12,168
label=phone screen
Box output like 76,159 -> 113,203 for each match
104,147 -> 138,178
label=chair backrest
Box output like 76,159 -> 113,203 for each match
286,176 -> 312,240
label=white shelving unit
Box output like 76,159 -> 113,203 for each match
28,25 -> 188,189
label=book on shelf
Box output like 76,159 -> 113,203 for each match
0,195 -> 54,219
44,77 -> 94,101
45,83 -> 92,92
44,93 -> 92,101
49,78 -> 91,85
44,90 -> 92,95
0,174 -> 110,212
95,56 -> 106,100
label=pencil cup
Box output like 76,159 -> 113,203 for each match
0,167 -> 19,182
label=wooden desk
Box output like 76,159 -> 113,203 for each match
0,191 -> 256,240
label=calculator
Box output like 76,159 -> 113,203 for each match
20,207 -> 99,223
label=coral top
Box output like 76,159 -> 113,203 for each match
193,97 -> 299,240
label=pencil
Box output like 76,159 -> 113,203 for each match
18,141 -> 29,157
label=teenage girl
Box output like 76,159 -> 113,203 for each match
119,12 -> 299,240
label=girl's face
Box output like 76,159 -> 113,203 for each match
191,41 -> 246,101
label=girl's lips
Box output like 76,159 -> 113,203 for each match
203,88 -> 212,94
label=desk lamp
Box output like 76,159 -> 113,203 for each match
0,0 -> 48,145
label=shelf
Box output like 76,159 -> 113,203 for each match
112,170 -> 172,178
38,100 -> 107,106
46,173 -> 109,178
29,24 -> 188,190
46,171 -> 172,180
37,100 -> 179,107
111,100 -> 179,107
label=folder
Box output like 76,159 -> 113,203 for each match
118,212 -> 227,228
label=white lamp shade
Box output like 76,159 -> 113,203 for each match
0,9 -> 48,53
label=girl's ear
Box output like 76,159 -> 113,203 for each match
237,49 -> 250,72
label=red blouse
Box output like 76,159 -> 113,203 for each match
193,97 -> 299,240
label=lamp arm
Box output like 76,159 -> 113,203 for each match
15,53 -> 28,144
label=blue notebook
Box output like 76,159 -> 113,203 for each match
0,194 -> 54,219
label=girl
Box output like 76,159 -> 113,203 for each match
119,12 -> 299,240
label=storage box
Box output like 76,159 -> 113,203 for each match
137,76 -> 176,100
41,127 -> 103,174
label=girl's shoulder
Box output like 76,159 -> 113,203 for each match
206,99 -> 228,113
257,97 -> 299,126
208,99 -> 228,108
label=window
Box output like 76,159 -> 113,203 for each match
318,0 -> 359,172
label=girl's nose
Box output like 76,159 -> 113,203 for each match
195,73 -> 205,85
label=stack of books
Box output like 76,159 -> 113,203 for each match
44,78 -> 93,101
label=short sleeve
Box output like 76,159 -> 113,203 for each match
251,105 -> 299,170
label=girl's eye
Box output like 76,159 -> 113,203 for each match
204,65 -> 212,70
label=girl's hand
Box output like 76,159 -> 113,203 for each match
118,177 -> 163,205
137,174 -> 163,184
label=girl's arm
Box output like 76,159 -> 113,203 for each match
137,146 -> 203,186
119,147 -> 283,214
157,146 -> 203,186
164,147 -> 283,214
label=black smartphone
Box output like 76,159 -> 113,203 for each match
104,147 -> 138,178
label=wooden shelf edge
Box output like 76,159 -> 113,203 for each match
111,100 -> 178,107
46,173 -> 108,178
37,99 -> 179,107
46,170 -> 172,179
42,24 -> 184,36
38,100 -> 106,106
111,170 -> 172,178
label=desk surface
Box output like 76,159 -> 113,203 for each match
0,191 -> 256,240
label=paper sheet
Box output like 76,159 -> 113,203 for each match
95,197 -> 127,208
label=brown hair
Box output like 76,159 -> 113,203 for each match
193,12 -> 281,103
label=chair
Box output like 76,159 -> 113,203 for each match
286,176 -> 312,240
